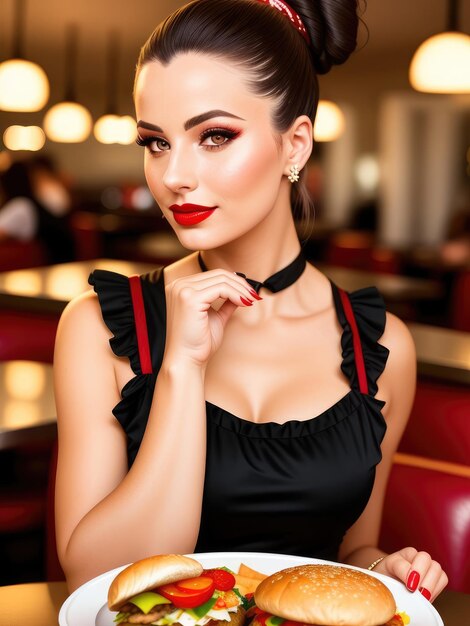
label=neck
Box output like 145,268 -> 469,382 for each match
199,204 -> 302,280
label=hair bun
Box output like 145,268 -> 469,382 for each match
289,0 -> 362,74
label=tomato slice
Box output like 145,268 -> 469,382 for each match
157,581 -> 215,608
204,569 -> 236,591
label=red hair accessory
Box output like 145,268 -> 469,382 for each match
256,0 -> 311,45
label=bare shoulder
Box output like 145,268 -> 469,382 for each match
55,289 -> 112,357
381,311 -> 416,360
378,312 -> 417,418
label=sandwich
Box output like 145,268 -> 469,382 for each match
108,554 -> 246,626
250,564 -> 408,626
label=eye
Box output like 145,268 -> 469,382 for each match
199,127 -> 240,150
136,136 -> 170,153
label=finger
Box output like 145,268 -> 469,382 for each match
384,548 -> 417,587
175,273 -> 257,301
180,268 -> 256,295
179,282 -> 255,310
215,299 -> 238,328
405,551 -> 433,592
420,566 -> 448,602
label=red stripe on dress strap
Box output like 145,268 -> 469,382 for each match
128,275 -> 152,374
338,288 -> 369,395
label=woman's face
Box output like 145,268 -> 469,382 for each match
134,53 -> 289,250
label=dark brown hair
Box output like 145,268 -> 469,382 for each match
136,0 -> 362,231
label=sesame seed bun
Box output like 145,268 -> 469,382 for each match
253,564 -> 396,626
108,553 -> 203,611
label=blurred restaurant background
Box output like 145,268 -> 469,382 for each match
0,0 -> 469,596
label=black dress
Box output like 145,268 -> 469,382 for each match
89,266 -> 389,562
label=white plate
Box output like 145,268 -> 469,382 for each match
59,552 -> 443,626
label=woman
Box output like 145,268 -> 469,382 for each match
54,0 -> 448,599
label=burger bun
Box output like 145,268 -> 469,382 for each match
108,553 -> 203,611
254,564 -> 396,626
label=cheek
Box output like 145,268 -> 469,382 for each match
214,135 -> 279,193
144,155 -> 162,199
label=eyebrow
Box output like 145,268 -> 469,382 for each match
137,109 -> 246,133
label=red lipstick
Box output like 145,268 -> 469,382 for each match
169,203 -> 217,226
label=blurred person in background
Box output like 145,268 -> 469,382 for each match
0,157 -> 75,263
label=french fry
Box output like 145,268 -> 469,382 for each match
238,563 -> 267,581
234,574 -> 264,594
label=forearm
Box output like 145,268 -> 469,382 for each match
63,359 -> 207,590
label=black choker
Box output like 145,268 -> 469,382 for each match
197,249 -> 306,294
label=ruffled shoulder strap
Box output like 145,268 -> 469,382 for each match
88,269 -> 160,376
331,281 -> 390,398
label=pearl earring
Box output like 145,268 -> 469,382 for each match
288,164 -> 300,183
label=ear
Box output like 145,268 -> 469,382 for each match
282,115 -> 313,175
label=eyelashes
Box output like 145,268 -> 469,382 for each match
135,127 -> 241,154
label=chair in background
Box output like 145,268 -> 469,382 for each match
0,307 -> 58,582
0,240 -> 47,271
450,269 -> 470,332
398,378 -> 470,466
326,231 -> 402,275
325,231 -> 374,270
0,310 -> 59,363
380,455 -> 470,593
70,211 -> 104,260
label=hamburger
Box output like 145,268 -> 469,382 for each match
108,554 -> 246,626
250,564 -> 407,626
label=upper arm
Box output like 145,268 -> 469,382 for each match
53,289 -> 128,563
339,312 -> 417,560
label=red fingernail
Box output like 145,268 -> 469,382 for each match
249,289 -> 263,300
240,297 -> 253,306
419,587 -> 432,601
407,570 -> 420,592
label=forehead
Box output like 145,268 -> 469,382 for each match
134,52 -> 272,126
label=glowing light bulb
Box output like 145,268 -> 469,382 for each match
314,100 -> 345,142
0,59 -> 49,111
43,101 -> 92,142
410,32 -> 470,94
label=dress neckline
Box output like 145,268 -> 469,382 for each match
151,267 -> 361,430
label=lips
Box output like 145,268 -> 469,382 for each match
169,203 -> 217,226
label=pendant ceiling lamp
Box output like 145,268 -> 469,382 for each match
43,25 -> 92,143
409,0 -> 470,93
313,100 -> 345,142
0,0 -> 49,111
94,32 -> 136,145
3,125 -> 45,151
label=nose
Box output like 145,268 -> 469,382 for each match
161,142 -> 198,193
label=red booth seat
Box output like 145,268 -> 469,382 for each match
451,270 -> 470,332
380,454 -> 470,593
0,240 -> 47,271
0,491 -> 46,533
0,311 -> 59,363
398,379 -> 470,466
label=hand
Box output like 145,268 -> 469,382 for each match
375,547 -> 448,602
163,269 -> 259,367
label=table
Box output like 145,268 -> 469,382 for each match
0,259 -> 443,315
318,264 -> 443,302
409,323 -> 470,385
0,259 -> 155,315
0,582 -> 467,626
0,360 -> 56,450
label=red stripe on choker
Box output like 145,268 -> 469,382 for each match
129,275 -> 153,375
338,288 -> 369,395
256,0 -> 311,45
